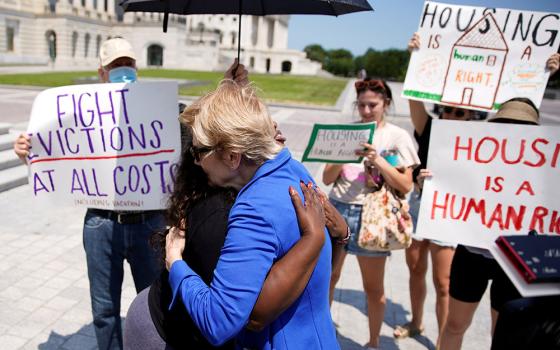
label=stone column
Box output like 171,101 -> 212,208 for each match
257,17 -> 266,49
107,0 -> 116,16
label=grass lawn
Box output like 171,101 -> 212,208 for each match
0,69 -> 347,106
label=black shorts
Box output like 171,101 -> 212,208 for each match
449,245 -> 521,311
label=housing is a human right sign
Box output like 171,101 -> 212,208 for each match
416,120 -> 560,249
402,1 -> 560,111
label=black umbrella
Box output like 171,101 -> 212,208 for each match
120,0 -> 373,63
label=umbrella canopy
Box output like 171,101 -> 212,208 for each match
120,0 -> 373,64
121,0 -> 373,16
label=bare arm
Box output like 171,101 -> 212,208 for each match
409,100 -> 430,136
360,144 -> 413,194
322,164 -> 344,185
374,158 -> 414,194
407,33 -> 430,136
247,182 -> 325,331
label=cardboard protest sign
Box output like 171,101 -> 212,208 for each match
416,120 -> 560,249
302,123 -> 375,163
403,1 -> 560,111
26,81 -> 180,211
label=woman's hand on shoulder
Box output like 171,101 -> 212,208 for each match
165,227 -> 186,271
289,181 -> 325,244
316,188 -> 349,240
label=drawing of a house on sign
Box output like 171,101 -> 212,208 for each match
441,13 -> 508,110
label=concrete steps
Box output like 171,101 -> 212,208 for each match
0,123 -> 28,193
0,149 -> 22,171
0,133 -> 15,151
0,165 -> 28,193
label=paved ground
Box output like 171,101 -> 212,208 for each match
6,73 -> 560,349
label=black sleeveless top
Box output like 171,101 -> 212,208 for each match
148,192 -> 235,349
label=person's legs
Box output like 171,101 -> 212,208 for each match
440,297 -> 479,350
488,258 -> 522,337
124,287 -> 171,350
127,214 -> 165,293
329,247 -> 347,305
440,245 -> 490,350
430,243 -> 455,345
406,239 -> 429,330
328,199 -> 357,306
357,255 -> 387,349
83,210 -> 125,350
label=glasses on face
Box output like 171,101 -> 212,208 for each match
354,80 -> 385,91
189,145 -> 213,162
443,106 -> 466,118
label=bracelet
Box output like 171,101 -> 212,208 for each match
336,226 -> 352,245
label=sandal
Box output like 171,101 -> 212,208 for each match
393,322 -> 424,339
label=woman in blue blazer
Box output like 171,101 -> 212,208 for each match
165,80 -> 340,349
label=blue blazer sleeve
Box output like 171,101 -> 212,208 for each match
168,199 -> 279,346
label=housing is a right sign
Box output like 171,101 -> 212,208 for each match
416,120 -> 560,249
402,1 -> 560,111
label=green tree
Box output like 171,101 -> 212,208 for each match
303,44 -> 327,66
359,48 -> 410,81
325,49 -> 354,77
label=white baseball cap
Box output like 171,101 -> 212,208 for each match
99,37 -> 136,67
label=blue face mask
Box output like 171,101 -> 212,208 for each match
108,66 -> 137,83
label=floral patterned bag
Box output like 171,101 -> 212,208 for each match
358,184 -> 413,251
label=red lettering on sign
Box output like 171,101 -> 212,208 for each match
530,206 -> 548,233
454,136 -> 472,161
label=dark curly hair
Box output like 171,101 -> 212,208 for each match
150,124 -> 235,265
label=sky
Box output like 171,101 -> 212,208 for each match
288,0 -> 560,56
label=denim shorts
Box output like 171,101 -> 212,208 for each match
329,198 -> 391,258
408,191 -> 456,248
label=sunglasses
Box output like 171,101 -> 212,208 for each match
443,106 -> 466,118
354,80 -> 386,91
189,145 -> 213,162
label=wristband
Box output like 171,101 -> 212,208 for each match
336,226 -> 351,245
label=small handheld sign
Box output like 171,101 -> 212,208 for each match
302,123 -> 375,163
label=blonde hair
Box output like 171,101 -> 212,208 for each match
181,80 -> 282,165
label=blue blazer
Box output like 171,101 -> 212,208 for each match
169,148 -> 339,349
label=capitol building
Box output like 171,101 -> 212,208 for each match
0,0 -> 322,74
